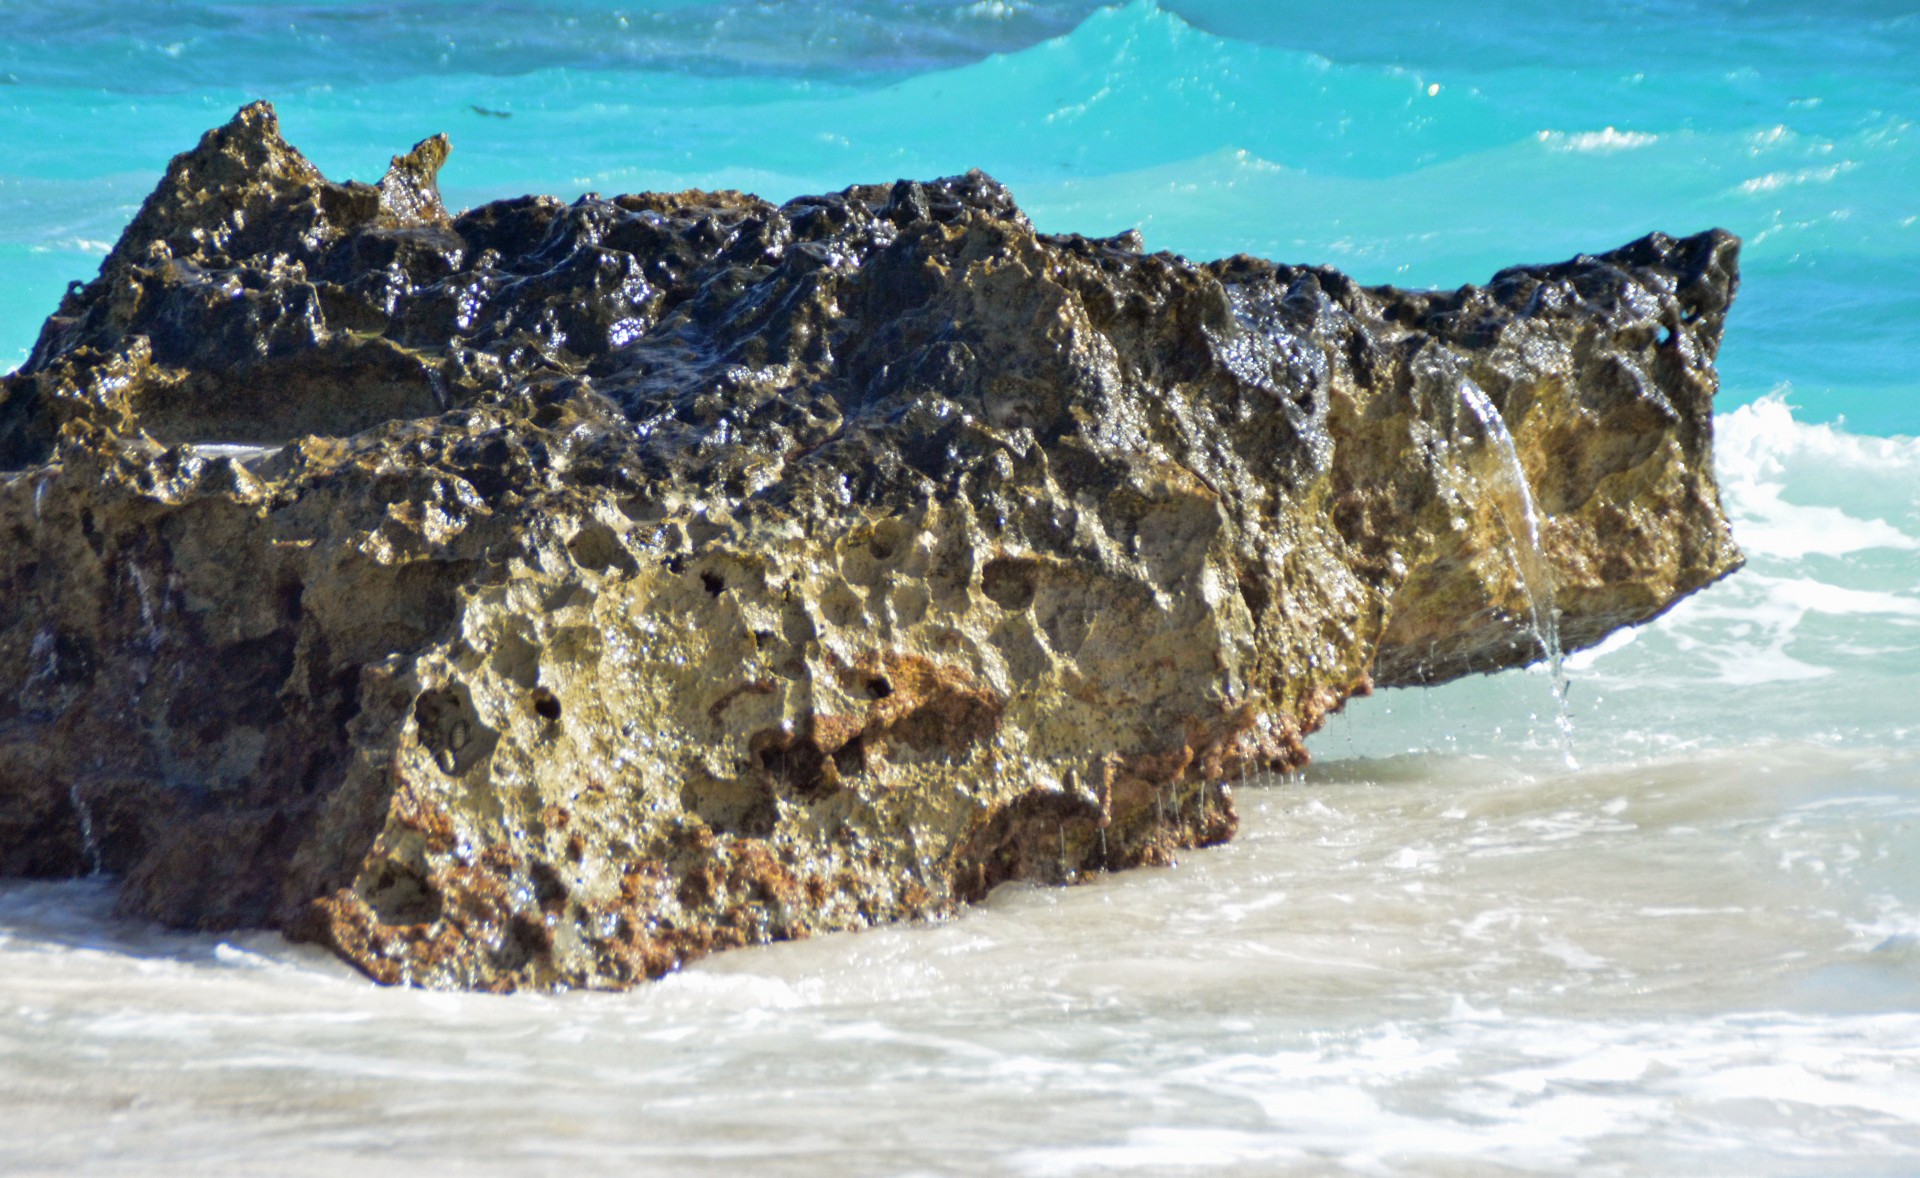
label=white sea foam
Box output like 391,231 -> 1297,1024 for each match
1561,625 -> 1639,670
1535,127 -> 1659,152
6,743 -> 1920,1174
1718,394 -> 1920,477
1766,576 -> 1920,618
27,236 -> 113,254
964,1 -> 1029,18
1604,397 -> 1920,692
1655,570 -> 1918,685
1738,161 -> 1857,193
1716,394 -> 1920,558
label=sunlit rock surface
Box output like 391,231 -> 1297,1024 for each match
0,103 -> 1741,990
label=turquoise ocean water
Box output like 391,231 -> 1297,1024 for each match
2,3 -> 1918,1174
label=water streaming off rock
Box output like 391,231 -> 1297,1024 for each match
1455,377 -> 1576,768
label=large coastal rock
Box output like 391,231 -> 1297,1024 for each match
0,104 -> 1741,989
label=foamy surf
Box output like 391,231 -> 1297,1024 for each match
4,740 -> 1920,1175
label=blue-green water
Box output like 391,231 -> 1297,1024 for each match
2,4 -> 1918,1174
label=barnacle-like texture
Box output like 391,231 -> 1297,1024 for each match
0,104 -> 1740,989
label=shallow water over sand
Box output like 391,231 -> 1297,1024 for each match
4,735 -> 1919,1176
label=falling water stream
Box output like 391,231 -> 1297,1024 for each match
1456,379 -> 1578,767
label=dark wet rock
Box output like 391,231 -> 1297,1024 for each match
0,102 -> 1742,989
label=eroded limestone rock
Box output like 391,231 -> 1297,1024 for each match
0,103 -> 1741,989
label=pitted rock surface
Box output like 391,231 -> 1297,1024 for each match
0,103 -> 1742,989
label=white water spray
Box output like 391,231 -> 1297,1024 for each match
1457,380 -> 1577,767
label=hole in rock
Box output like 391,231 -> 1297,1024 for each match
887,689 -> 1003,754
951,788 -> 1107,903
412,685 -> 499,776
750,728 -> 840,800
680,771 -> 779,838
832,735 -> 868,778
567,520 -> 638,575
528,859 -> 569,913
501,911 -> 552,967
490,632 -> 542,689
530,688 -> 562,723
364,858 -> 443,925
1237,569 -> 1271,621
981,556 -> 1039,610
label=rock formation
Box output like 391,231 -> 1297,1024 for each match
0,103 -> 1742,989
